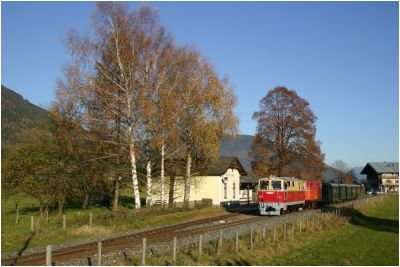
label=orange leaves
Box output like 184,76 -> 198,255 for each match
251,86 -> 324,179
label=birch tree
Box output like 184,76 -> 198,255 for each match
133,6 -> 174,206
62,2 -> 148,208
174,47 -> 238,206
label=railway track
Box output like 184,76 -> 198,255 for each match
2,197 -> 372,266
2,213 -> 242,266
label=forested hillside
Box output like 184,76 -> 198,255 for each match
219,135 -> 253,171
1,85 -> 48,158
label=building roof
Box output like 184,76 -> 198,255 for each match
360,162 -> 399,175
200,157 -> 248,176
240,175 -> 259,184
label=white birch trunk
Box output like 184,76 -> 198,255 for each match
128,126 -> 141,209
183,150 -> 191,205
146,158 -> 153,207
160,141 -> 166,205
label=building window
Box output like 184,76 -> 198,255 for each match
224,183 -> 227,199
233,182 -> 236,198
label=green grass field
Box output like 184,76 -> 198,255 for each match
126,195 -> 398,266
271,195 -> 398,265
1,190 -> 227,253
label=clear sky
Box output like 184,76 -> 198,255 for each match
2,1 -> 398,168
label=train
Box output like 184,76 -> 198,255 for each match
257,176 -> 361,215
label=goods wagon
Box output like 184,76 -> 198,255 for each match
339,184 -> 348,201
348,184 -> 360,199
321,183 -> 340,204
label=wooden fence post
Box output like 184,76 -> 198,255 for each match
262,227 -> 266,240
250,229 -> 254,250
173,237 -> 177,262
89,213 -> 93,226
235,232 -> 239,252
97,241 -> 102,266
299,220 -> 302,235
16,206 -> 19,225
217,231 -> 223,255
283,224 -> 287,240
46,211 -> 49,224
46,245 -> 52,266
199,234 -> 203,256
31,216 -> 34,232
291,223 -> 294,239
63,215 -> 66,231
142,237 -> 146,266
273,226 -> 276,244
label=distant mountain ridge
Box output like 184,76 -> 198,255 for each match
219,134 -> 253,172
1,85 -> 48,158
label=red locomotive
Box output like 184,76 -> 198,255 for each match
257,177 -> 321,215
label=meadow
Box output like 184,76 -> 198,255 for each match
1,189 -> 226,253
123,195 -> 398,266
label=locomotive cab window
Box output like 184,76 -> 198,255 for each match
272,181 -> 282,190
260,181 -> 269,190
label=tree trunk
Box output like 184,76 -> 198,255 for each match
112,178 -> 119,211
168,174 -> 176,208
146,143 -> 153,207
38,199 -> 44,217
82,192 -> 90,210
183,149 -> 191,207
58,194 -> 65,215
128,126 -> 141,209
160,141 -> 165,206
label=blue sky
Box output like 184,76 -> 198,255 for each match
2,1 -> 398,168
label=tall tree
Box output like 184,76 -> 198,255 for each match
61,2 -> 169,209
133,5 -> 174,206
251,86 -> 324,179
174,47 -> 238,205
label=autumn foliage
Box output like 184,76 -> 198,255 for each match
251,86 -> 325,180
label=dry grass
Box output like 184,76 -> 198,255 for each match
71,225 -> 114,236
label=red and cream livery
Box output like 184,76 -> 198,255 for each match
257,177 -> 322,215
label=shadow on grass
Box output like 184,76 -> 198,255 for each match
119,195 -> 136,209
12,232 -> 36,265
341,207 -> 398,233
118,195 -> 146,209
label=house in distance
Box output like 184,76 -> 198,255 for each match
361,162 -> 399,193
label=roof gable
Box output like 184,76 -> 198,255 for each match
361,162 -> 399,175
199,157 -> 247,176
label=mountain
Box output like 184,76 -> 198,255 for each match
321,164 -> 339,182
1,85 -> 48,158
219,134 -> 254,172
351,167 -> 367,181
